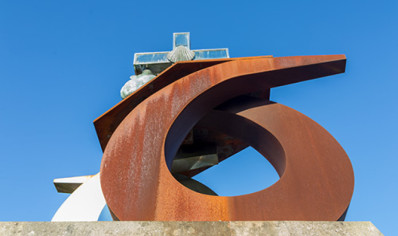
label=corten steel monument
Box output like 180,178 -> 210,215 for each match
95,33 -> 354,221
53,33 -> 354,222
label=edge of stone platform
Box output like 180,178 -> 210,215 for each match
0,221 -> 383,236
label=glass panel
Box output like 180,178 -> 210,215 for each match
194,49 -> 229,60
174,33 -> 189,48
135,52 -> 169,64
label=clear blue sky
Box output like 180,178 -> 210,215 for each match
0,0 -> 397,234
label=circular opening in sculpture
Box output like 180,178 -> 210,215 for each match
166,105 -> 285,196
192,146 -> 280,196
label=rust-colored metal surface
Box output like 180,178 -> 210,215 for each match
99,55 -> 354,221
94,56 -> 272,151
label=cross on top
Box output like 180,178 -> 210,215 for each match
133,32 -> 229,75
173,32 -> 191,49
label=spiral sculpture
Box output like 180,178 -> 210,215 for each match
94,55 -> 354,221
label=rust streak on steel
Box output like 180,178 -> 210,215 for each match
99,55 -> 353,221
94,56 -> 272,151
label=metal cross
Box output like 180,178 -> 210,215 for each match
133,32 -> 229,75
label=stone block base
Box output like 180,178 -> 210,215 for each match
0,221 -> 382,236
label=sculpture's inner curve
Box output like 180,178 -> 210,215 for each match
169,97 -> 285,196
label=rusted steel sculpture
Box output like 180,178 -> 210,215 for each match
96,55 -> 354,221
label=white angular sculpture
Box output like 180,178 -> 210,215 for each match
52,174 -> 108,221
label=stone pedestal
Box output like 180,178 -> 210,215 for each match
0,221 -> 382,236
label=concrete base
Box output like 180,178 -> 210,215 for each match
0,221 -> 382,236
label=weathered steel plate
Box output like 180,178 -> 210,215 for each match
99,55 -> 353,221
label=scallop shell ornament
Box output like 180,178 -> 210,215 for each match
167,46 -> 195,63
